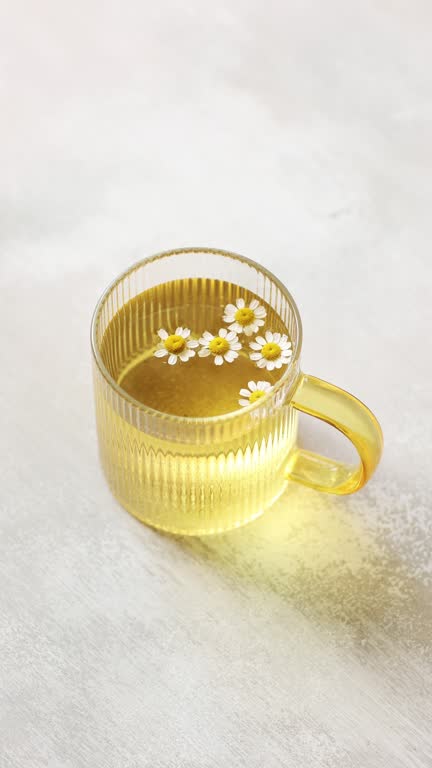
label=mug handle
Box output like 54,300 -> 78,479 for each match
286,374 -> 383,494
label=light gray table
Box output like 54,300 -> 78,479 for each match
1,2 -> 431,766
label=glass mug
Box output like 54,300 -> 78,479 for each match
91,248 -> 383,535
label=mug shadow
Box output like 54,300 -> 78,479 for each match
176,483 -> 432,657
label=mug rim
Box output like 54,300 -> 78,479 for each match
90,246 -> 303,424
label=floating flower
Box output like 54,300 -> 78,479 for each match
223,298 -> 266,336
154,327 -> 199,365
198,328 -> 242,366
239,380 -> 273,407
249,331 -> 292,371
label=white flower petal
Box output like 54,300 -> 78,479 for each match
175,327 -> 183,336
267,361 -> 275,371
214,355 -> 224,366
273,333 -> 281,343
223,314 -> 236,323
256,358 -> 267,368
198,338 -> 209,346
236,298 -> 245,308
254,307 -> 266,318
218,328 -> 227,338
255,336 -> 266,346
224,351 -> 238,362
249,299 -> 259,310
258,381 -> 272,390
228,322 -> 242,333
239,398 -> 250,407
231,342 -> 242,351
154,348 -> 168,357
226,330 -> 236,341
255,318 -> 265,326
198,347 -> 211,357
187,339 -> 199,348
203,331 -> 213,341
249,342 -> 262,351
181,328 -> 191,338
224,303 -> 236,314
168,354 -> 178,365
243,324 -> 257,336
265,330 -> 273,343
248,381 -> 257,391
179,350 -> 191,362
157,329 -> 168,339
274,360 -> 282,368
280,334 -> 288,345
250,352 -> 262,361
240,388 -> 251,397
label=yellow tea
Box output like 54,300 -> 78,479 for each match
95,276 -> 297,534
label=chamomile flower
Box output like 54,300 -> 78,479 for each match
154,327 -> 199,365
249,331 -> 292,371
223,297 -> 266,336
198,328 -> 241,366
239,380 -> 273,407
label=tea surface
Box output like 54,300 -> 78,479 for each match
100,277 -> 290,417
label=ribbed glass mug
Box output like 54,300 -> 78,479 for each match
91,248 -> 383,535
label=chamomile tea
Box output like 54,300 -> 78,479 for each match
94,274 -> 297,533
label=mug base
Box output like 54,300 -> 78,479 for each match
110,482 -> 289,537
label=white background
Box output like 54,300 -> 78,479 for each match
1,2 -> 431,766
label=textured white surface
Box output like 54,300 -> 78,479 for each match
1,2 -> 432,766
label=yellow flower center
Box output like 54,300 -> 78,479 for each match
234,307 -> 255,326
261,342 -> 281,361
209,336 -> 230,355
249,390 -> 266,403
164,334 -> 186,354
